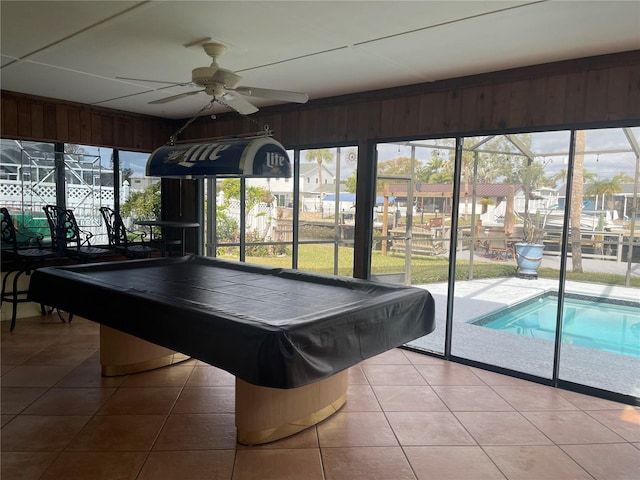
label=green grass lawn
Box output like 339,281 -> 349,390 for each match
219,244 -> 640,288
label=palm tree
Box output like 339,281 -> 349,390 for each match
570,131 -> 586,273
585,177 -> 623,210
305,149 -> 334,199
552,168 -> 567,188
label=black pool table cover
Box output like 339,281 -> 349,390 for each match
28,256 -> 435,388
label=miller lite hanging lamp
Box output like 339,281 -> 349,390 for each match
146,135 -> 291,178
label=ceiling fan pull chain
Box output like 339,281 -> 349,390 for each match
167,100 -> 216,145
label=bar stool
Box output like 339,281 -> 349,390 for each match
1,208 -> 56,331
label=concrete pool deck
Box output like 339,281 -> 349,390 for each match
408,276 -> 640,399
458,247 -> 640,278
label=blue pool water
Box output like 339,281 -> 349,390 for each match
471,294 -> 640,357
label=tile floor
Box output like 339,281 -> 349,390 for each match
2,315 -> 639,480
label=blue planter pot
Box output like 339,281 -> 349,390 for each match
514,243 -> 544,279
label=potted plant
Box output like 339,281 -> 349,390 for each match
514,201 -> 544,279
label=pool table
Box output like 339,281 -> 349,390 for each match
29,256 -> 435,443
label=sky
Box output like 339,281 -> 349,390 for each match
376,127 -> 639,183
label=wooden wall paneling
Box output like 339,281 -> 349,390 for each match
563,71 -> 587,124
228,117 -> 242,137
150,122 -> 167,149
218,118 -> 236,138
393,95 -> 421,138
251,114 -> 268,137
310,108 -> 327,145
628,62 -> 640,119
130,119 -> 143,149
143,118 -> 156,148
459,86 -> 480,133
43,103 -> 58,140
67,108 -> 81,143
145,119 -> 159,147
316,105 -> 334,142
17,98 -> 31,138
2,96 -> 18,137
350,101 -> 375,141
343,103 -> 359,142
188,119 -> 211,141
161,122 -> 178,147
79,110 -> 92,144
526,76 -> 549,128
362,102 -> 386,141
218,117 -> 236,138
114,116 -> 133,148
488,83 -> 511,130
273,111 -> 293,146
90,112 -> 103,146
238,117 -> 254,134
418,91 -> 445,135
132,119 -> 154,150
262,113 -> 282,140
204,117 -> 220,139
333,104 -> 349,143
30,103 -> 44,139
606,66 -> 630,122
543,74 -> 567,126
241,117 -> 258,135
205,120 -> 220,139
101,115 -> 114,147
176,119 -> 198,140
298,108 -> 319,145
380,98 -> 395,138
507,79 -> 529,129
212,117 -> 236,139
585,69 -> 610,123
225,114 -> 240,136
475,83 -> 493,132
265,111 -> 280,145
219,117 -> 235,138
55,104 -> 69,141
443,88 -> 463,132
389,96 -> 407,137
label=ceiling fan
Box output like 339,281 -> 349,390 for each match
121,42 -> 309,115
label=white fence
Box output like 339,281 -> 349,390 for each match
1,180 -> 115,243
221,199 -> 278,241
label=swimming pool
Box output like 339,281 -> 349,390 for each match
470,293 -> 640,358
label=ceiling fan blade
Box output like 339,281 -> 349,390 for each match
149,90 -> 204,104
220,92 -> 259,115
117,76 -> 193,87
235,86 -> 309,104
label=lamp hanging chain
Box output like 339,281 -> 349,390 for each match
167,97 -> 273,145
213,97 -> 272,136
167,100 -> 216,145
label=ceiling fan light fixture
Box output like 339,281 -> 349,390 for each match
205,84 -> 226,97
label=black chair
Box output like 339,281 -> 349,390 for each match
43,205 -> 110,261
99,206 -> 156,258
1,207 -> 56,331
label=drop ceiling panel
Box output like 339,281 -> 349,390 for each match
1,0 -> 638,121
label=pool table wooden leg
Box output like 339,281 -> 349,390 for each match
235,370 -> 348,445
99,325 -> 191,376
